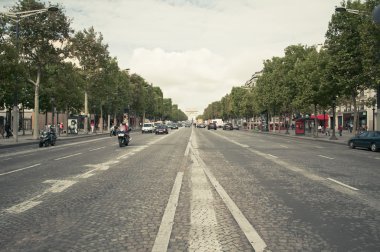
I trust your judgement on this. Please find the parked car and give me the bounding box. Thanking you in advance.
[155,125,169,134]
[348,131,380,152]
[208,123,217,130]
[223,123,233,130]
[233,125,240,130]
[142,123,155,133]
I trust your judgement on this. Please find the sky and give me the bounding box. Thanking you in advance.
[1,0,343,117]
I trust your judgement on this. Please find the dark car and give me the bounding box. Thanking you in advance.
[155,125,169,134]
[197,123,206,128]
[207,123,217,130]
[348,131,380,152]
[223,123,233,130]
[171,123,178,129]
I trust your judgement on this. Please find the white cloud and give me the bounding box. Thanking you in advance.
[129,48,237,112]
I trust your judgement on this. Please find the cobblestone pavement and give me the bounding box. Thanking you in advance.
[0,127,379,251]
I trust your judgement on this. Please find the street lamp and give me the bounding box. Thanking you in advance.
[0,6,58,143]
[335,5,380,131]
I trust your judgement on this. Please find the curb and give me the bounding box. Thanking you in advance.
[250,130,348,146]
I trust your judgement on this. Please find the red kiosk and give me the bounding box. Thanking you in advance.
[295,114,329,135]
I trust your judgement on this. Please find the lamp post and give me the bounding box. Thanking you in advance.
[335,5,380,131]
[0,7,58,143]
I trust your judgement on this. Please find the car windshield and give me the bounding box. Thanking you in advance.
[2,1,380,252]
[359,132,369,137]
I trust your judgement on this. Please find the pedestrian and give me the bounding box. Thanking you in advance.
[338,125,343,136]
[0,125,4,138]
[5,123,12,138]
[91,120,95,133]
[59,122,63,134]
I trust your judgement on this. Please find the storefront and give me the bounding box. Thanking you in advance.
[343,111,367,130]
[310,114,329,128]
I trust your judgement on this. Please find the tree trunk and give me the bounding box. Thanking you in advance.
[314,104,318,138]
[84,90,88,134]
[65,104,69,135]
[32,67,41,140]
[352,92,358,136]
[100,105,103,133]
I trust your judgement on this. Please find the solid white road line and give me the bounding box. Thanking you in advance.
[318,154,334,160]
[0,163,41,176]
[54,153,82,160]
[280,145,288,148]
[326,178,359,191]
[267,154,278,159]
[152,172,184,252]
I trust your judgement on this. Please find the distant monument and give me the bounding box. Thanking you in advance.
[185,108,199,120]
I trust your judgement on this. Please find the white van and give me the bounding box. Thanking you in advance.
[142,123,155,133]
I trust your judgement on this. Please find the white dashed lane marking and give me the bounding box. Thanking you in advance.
[54,153,82,160]
[0,163,41,176]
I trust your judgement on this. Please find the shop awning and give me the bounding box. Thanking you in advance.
[310,114,329,120]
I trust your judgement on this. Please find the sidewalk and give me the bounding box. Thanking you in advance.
[0,130,109,149]
[250,128,353,146]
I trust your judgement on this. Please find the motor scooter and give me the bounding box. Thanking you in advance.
[39,129,57,147]
[117,129,131,147]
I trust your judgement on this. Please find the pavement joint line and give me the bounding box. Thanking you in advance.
[191,131,267,252]
[0,163,41,176]
[152,171,183,252]
[54,152,82,161]
[326,178,359,191]
[318,154,335,160]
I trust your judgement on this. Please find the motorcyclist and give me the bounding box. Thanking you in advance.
[118,122,131,143]
[49,125,57,142]
[119,122,129,132]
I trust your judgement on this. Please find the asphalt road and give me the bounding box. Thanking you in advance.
[0,127,379,251]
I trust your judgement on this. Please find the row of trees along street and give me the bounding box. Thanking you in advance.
[0,0,187,139]
[200,0,380,136]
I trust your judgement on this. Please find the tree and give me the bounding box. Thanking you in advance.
[70,26,109,132]
[325,0,378,135]
[5,0,73,138]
